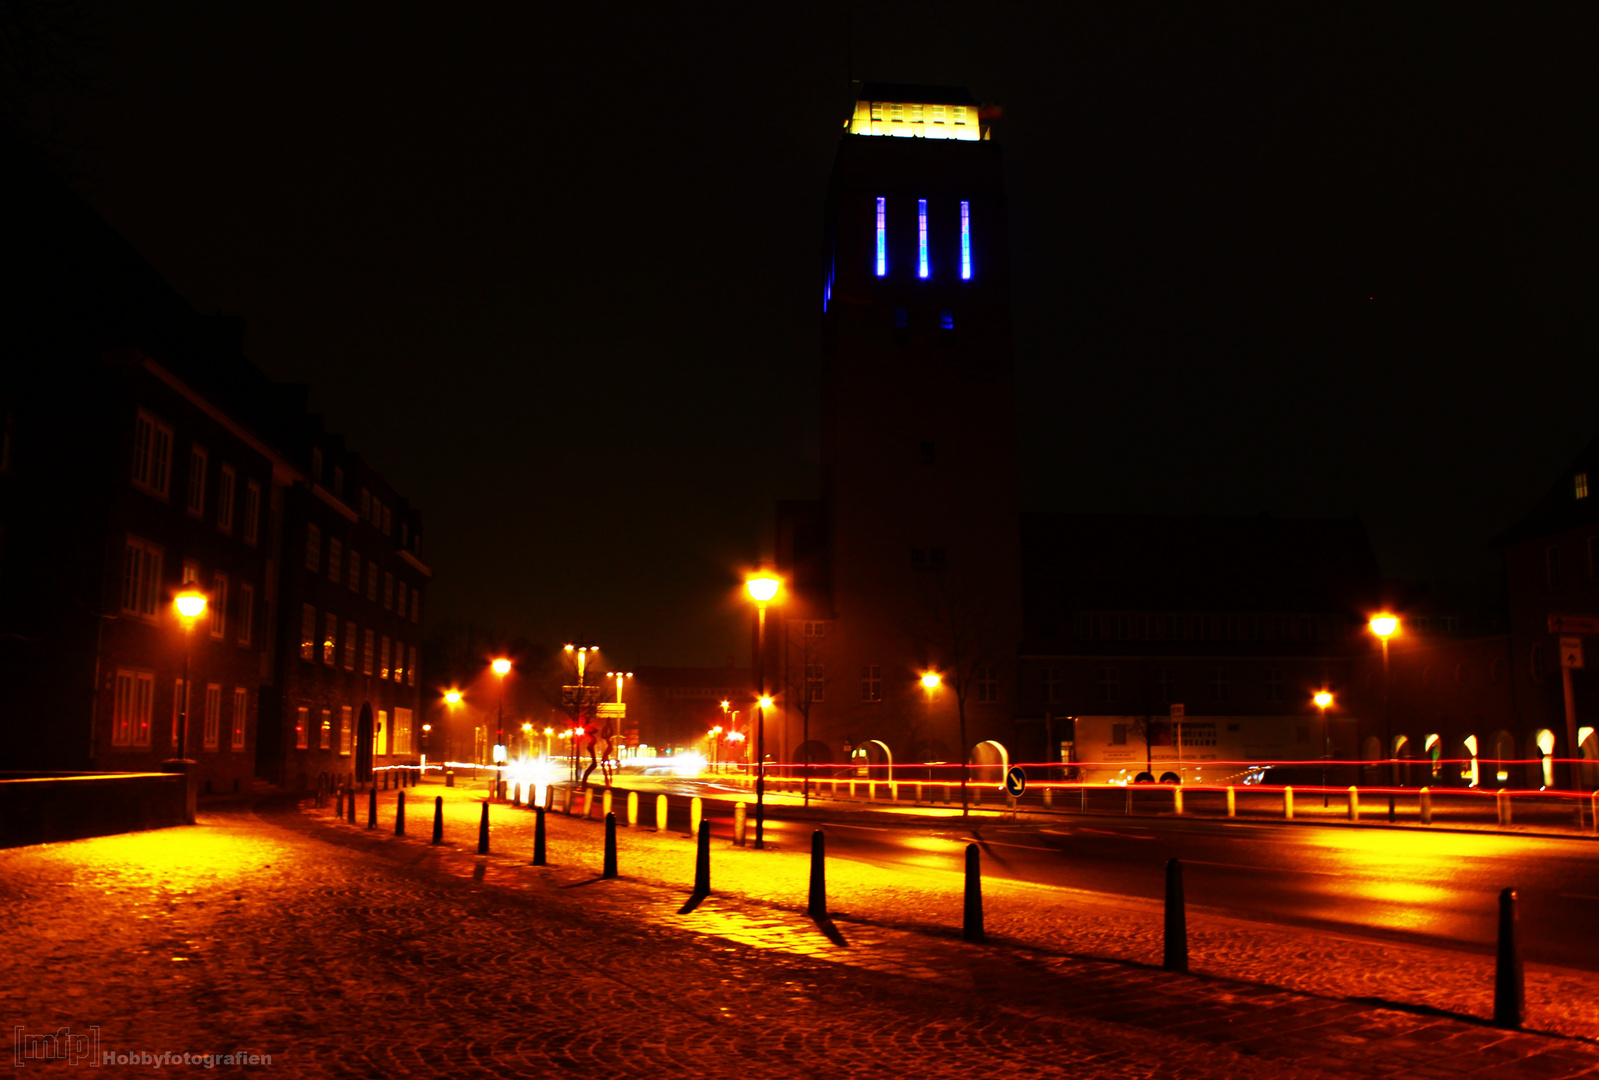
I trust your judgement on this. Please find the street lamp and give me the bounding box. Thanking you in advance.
[746,573,781,849]
[1314,690,1333,805]
[1368,614,1400,785]
[564,643,598,783]
[491,658,511,798]
[708,725,723,771]
[171,584,208,761]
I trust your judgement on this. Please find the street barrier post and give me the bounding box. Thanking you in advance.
[477,802,490,855]
[432,796,443,845]
[734,802,747,847]
[807,830,827,919]
[1348,786,1359,822]
[533,807,547,866]
[1226,785,1236,818]
[963,843,984,943]
[1592,790,1599,835]
[1172,787,1184,816]
[1497,789,1512,827]
[690,796,703,838]
[627,790,638,827]
[603,789,613,820]
[583,788,594,820]
[1125,787,1132,815]
[336,785,344,819]
[1283,786,1294,820]
[656,793,669,832]
[1388,792,1396,823]
[1164,857,1188,973]
[511,783,521,808]
[367,786,377,829]
[1043,787,1053,809]
[603,812,618,879]
[347,783,356,823]
[1419,787,1433,824]
[1494,887,1524,1029]
[694,820,710,894]
[395,790,405,836]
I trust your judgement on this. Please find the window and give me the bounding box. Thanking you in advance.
[366,563,378,602]
[1154,668,1173,704]
[132,409,172,497]
[243,481,260,545]
[112,670,154,748]
[1211,667,1230,703]
[210,574,227,639]
[348,550,360,591]
[186,445,208,516]
[323,613,338,666]
[397,580,407,615]
[408,646,417,687]
[1547,547,1561,590]
[804,663,825,702]
[917,198,929,278]
[875,196,886,276]
[893,306,909,327]
[939,309,954,330]
[375,709,388,757]
[217,465,235,533]
[203,684,221,750]
[952,106,966,125]
[890,102,903,122]
[393,707,413,755]
[319,710,331,751]
[1578,473,1590,499]
[975,664,998,703]
[861,665,882,702]
[380,636,391,680]
[344,621,357,670]
[172,678,188,748]
[231,687,247,750]
[237,584,253,646]
[328,538,342,584]
[300,605,316,661]
[802,620,826,637]
[305,524,321,572]
[363,630,375,675]
[960,200,971,279]
[1041,666,1061,704]
[1111,723,1127,745]
[1264,668,1283,703]
[384,572,394,610]
[393,643,405,685]
[932,104,945,123]
[295,707,309,750]
[121,537,163,618]
[340,706,352,755]
[1098,667,1119,703]
[910,103,923,122]
[181,559,199,586]
[411,590,420,622]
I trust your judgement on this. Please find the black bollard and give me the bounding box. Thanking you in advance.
[603,812,618,879]
[367,785,377,830]
[432,796,444,845]
[1163,858,1188,973]
[677,820,710,914]
[1494,888,1524,1029]
[512,784,521,808]
[336,785,344,818]
[807,829,828,919]
[347,783,356,822]
[395,790,406,836]
[1388,793,1396,823]
[532,807,547,866]
[963,843,985,942]
[478,801,490,855]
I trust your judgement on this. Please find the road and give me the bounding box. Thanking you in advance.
[636,776,1599,973]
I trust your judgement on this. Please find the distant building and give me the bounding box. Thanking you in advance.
[631,666,753,756]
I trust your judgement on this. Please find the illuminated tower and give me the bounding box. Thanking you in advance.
[776,83,1021,769]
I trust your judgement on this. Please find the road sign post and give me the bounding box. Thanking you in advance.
[1004,766,1026,798]
[1552,617,1593,790]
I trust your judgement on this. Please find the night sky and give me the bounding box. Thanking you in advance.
[14,3,1599,665]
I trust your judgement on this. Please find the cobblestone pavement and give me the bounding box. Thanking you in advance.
[0,784,1596,1079]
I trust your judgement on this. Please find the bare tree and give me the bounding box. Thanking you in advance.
[783,618,828,806]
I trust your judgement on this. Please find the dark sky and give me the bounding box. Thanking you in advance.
[17,3,1599,664]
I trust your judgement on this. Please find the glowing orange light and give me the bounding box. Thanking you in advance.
[174,586,207,620]
[758,695,774,710]
[491,658,512,675]
[444,690,462,705]
[745,575,781,603]
[522,722,532,733]
[1369,614,1399,639]
[921,673,942,690]
[1313,691,1333,709]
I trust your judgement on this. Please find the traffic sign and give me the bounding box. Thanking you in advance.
[1562,636,1585,669]
[1004,766,1026,797]
[1549,614,1599,635]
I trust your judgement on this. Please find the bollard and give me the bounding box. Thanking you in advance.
[478,802,490,855]
[1348,786,1360,822]
[963,843,984,943]
[1420,787,1432,825]
[603,812,618,879]
[1226,786,1236,818]
[1388,792,1396,823]
[446,769,455,788]
[1043,787,1053,809]
[734,802,747,847]
[1494,887,1524,1029]
[1172,787,1184,816]
[395,790,406,836]
[432,796,444,845]
[627,790,639,827]
[512,783,521,808]
[807,829,828,919]
[532,807,547,866]
[1497,789,1512,827]
[336,785,345,818]
[561,787,572,815]
[694,820,711,894]
[1163,858,1188,973]
[1283,786,1294,820]
[583,788,594,820]
[545,783,555,812]
[656,793,669,832]
[1081,785,1087,812]
[603,788,613,820]
[690,796,703,838]
[914,782,923,805]
[367,785,377,829]
[1125,787,1132,815]
[1592,791,1598,835]
[347,783,356,822]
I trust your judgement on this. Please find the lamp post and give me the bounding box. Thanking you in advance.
[491,658,511,798]
[921,671,941,798]
[708,725,722,771]
[1314,690,1333,805]
[172,584,208,760]
[1368,614,1399,786]
[605,671,632,763]
[564,643,597,783]
[746,574,781,849]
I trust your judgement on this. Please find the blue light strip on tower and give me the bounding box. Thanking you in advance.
[918,199,929,279]
[960,201,971,280]
[875,197,886,277]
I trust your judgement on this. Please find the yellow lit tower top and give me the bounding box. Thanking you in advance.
[845,84,991,141]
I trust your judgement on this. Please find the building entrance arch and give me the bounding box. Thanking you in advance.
[969,739,1009,788]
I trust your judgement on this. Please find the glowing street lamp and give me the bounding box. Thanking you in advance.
[921,672,942,692]
[1369,614,1400,785]
[444,689,462,705]
[491,658,511,798]
[745,572,781,849]
[1313,690,1334,804]
[171,584,208,763]
[564,643,598,783]
[708,725,723,770]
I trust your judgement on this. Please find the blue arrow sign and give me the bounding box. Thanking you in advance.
[1004,766,1026,797]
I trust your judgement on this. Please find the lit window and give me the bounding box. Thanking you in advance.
[918,198,929,278]
[910,103,923,123]
[875,197,886,277]
[204,684,221,750]
[408,647,417,687]
[393,708,413,755]
[232,687,247,750]
[952,106,966,125]
[375,710,387,756]
[186,445,207,516]
[960,201,971,279]
[112,670,153,748]
[237,584,253,646]
[300,605,316,661]
[1577,473,1590,499]
[323,613,338,666]
[340,706,352,755]
[890,103,903,122]
[319,710,331,751]
[295,706,308,750]
[363,630,375,676]
[932,104,945,123]
[393,644,404,685]
[132,409,173,498]
[343,621,357,670]
[381,636,391,680]
[121,536,163,618]
[217,464,235,533]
